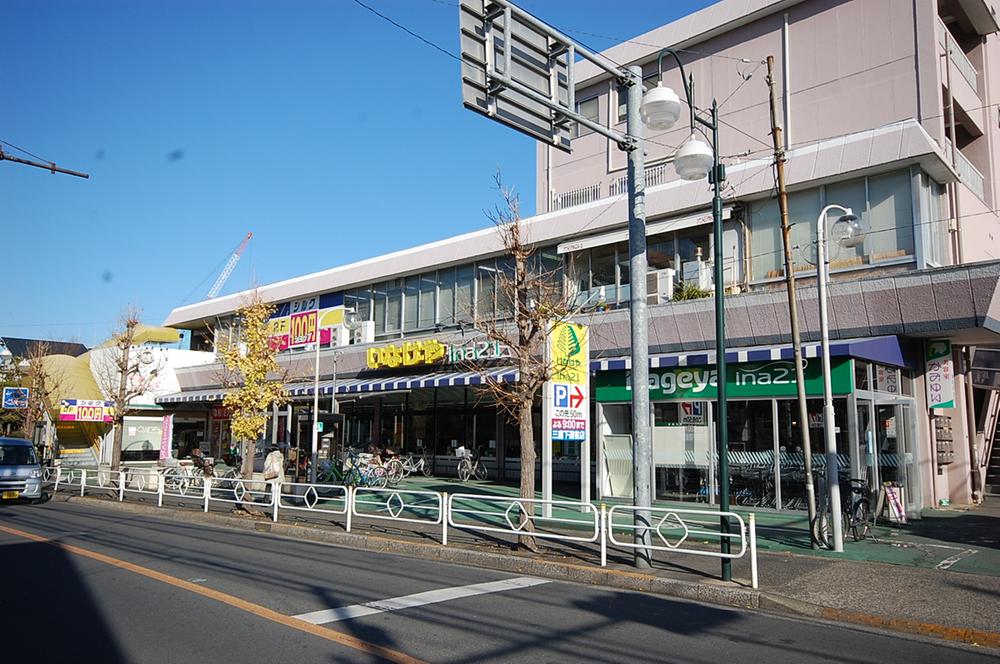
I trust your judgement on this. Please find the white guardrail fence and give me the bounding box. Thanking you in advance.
[43,466,759,588]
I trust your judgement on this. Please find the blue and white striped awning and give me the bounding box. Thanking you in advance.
[288,368,519,397]
[589,336,909,371]
[157,368,519,404]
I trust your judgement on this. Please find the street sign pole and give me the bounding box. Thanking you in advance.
[460,0,652,566]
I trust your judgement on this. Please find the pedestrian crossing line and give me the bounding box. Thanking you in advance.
[0,523,427,664]
[293,576,551,625]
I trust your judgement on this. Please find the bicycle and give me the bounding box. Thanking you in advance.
[812,473,876,548]
[400,450,433,478]
[456,447,487,482]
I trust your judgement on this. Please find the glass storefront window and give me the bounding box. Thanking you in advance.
[419,273,436,329]
[456,265,474,324]
[727,400,776,508]
[477,261,497,321]
[590,244,616,304]
[855,361,870,391]
[386,280,402,333]
[439,268,456,326]
[373,282,387,335]
[403,276,419,332]
[776,397,849,511]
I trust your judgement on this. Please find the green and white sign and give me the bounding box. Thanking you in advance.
[595,358,853,402]
[925,339,955,410]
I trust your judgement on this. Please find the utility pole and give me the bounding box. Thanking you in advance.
[0,148,89,178]
[766,55,818,545]
[625,63,652,568]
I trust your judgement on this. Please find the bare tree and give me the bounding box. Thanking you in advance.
[93,307,163,471]
[20,342,65,456]
[216,289,290,483]
[471,176,577,552]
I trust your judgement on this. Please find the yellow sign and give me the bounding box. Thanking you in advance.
[549,322,589,385]
[367,340,447,369]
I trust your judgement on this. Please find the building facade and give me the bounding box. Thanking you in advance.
[160,0,1000,513]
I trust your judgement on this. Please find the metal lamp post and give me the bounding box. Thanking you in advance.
[640,48,731,581]
[815,204,865,553]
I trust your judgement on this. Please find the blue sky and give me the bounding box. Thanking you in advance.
[1,0,714,346]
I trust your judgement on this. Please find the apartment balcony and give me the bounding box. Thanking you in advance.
[938,16,986,135]
[550,183,601,211]
[945,137,986,201]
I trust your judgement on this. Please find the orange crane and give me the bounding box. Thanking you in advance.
[207,232,252,299]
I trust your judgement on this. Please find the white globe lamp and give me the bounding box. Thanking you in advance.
[674,136,714,181]
[640,83,682,130]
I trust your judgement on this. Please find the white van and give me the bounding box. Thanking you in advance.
[0,437,43,502]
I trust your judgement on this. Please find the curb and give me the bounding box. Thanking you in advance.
[66,494,760,612]
[61,495,1000,649]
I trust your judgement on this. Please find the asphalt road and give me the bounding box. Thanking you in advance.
[1,498,994,664]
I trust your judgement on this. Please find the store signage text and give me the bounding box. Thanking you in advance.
[595,358,853,402]
[925,339,955,410]
[366,339,510,370]
[547,323,590,444]
[59,399,115,423]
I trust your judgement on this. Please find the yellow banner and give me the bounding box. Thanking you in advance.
[549,322,589,385]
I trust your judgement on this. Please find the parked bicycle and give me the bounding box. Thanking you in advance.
[400,449,433,478]
[812,472,876,548]
[456,446,487,482]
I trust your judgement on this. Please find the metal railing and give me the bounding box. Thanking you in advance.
[204,476,276,513]
[276,481,349,522]
[604,505,749,565]
[448,494,600,544]
[44,469,759,587]
[609,161,670,197]
[350,487,445,540]
[938,18,979,92]
[551,183,601,211]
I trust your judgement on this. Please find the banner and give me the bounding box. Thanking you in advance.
[59,399,114,422]
[160,414,174,460]
[925,339,955,410]
[547,323,590,443]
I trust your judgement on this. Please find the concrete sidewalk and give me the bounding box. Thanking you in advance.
[61,475,1000,650]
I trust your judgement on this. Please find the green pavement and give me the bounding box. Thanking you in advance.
[392,474,1000,577]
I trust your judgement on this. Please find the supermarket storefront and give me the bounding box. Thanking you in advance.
[595,339,922,513]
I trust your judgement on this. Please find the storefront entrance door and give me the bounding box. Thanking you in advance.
[856,397,917,512]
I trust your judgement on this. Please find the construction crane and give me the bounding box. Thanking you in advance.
[207,232,253,299]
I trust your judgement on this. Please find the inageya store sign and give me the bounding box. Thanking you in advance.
[595,358,853,402]
[367,338,511,369]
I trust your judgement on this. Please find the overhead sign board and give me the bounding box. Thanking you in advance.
[459,0,573,152]
[59,399,114,423]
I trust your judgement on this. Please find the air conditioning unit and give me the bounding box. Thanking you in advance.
[646,268,675,304]
[330,326,350,347]
[682,260,713,290]
[352,320,375,345]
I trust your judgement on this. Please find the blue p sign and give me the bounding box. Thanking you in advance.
[553,383,569,408]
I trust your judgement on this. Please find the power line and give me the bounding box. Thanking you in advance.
[350,0,461,62]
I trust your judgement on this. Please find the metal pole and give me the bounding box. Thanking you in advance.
[710,101,732,581]
[625,63,652,568]
[816,210,844,552]
[310,336,320,483]
[766,55,818,547]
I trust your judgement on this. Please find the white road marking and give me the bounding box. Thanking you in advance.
[935,549,977,570]
[293,576,550,625]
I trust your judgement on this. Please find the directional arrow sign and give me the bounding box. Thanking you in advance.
[569,385,585,409]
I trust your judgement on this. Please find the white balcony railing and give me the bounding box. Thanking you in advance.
[608,161,671,197]
[945,137,986,201]
[551,183,601,211]
[938,17,979,92]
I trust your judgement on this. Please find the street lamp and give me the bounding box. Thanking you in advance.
[640,48,732,581]
[816,204,867,553]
